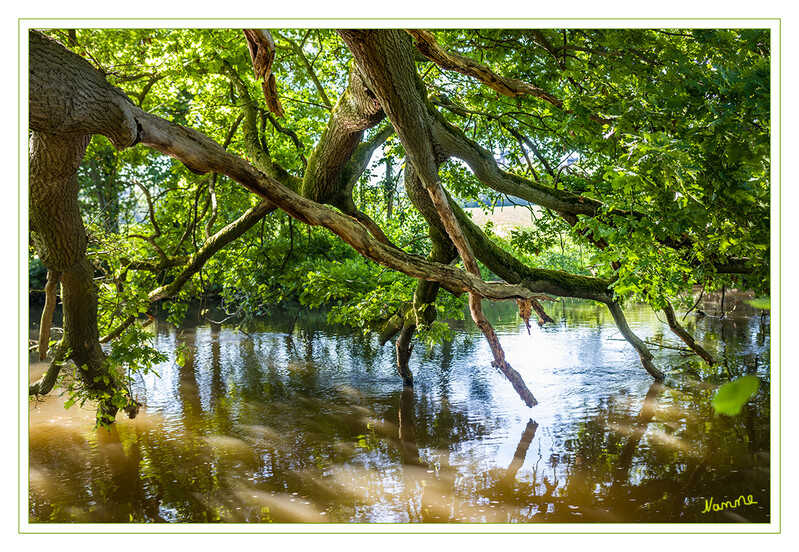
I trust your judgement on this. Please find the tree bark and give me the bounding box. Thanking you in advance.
[29,30,138,150]
[28,31,141,420]
[339,29,537,406]
[662,302,715,365]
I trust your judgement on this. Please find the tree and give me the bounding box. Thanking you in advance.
[27,27,769,421]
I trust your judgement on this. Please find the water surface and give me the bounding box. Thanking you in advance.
[28,293,771,524]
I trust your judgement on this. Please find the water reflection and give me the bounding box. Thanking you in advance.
[29,296,770,524]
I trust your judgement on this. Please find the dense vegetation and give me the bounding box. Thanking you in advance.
[28,27,770,423]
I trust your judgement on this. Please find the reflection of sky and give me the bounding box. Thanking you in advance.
[133,330,184,430]
[31,298,770,523]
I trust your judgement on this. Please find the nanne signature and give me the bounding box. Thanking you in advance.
[702,494,758,514]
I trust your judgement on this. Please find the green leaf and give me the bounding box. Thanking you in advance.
[712,376,759,416]
[746,298,770,310]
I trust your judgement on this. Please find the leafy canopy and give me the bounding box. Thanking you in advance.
[35,26,769,338]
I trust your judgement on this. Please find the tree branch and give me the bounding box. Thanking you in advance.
[38,269,61,360]
[221,61,302,190]
[242,29,284,117]
[407,29,611,125]
[274,30,334,110]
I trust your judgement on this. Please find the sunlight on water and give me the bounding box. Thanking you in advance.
[29,294,771,524]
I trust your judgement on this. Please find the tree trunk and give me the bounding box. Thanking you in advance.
[28,31,141,421]
[28,130,134,419]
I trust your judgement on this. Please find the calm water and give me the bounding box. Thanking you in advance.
[28,292,771,524]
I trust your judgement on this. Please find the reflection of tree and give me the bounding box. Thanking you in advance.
[398,385,421,466]
[615,381,662,476]
[175,328,202,428]
[89,425,167,522]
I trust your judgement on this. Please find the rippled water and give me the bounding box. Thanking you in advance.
[28,292,771,524]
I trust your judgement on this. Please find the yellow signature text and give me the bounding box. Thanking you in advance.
[702,495,758,514]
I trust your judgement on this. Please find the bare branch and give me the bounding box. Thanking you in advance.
[38,269,61,360]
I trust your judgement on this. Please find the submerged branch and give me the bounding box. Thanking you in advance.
[663,302,715,365]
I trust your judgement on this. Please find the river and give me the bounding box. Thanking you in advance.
[28,291,771,524]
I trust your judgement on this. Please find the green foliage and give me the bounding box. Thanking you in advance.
[712,376,760,416]
[106,324,167,380]
[301,258,414,329]
[505,213,596,276]
[747,298,770,310]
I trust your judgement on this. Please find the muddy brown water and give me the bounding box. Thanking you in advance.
[28,293,771,524]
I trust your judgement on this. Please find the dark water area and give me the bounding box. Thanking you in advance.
[28,291,772,525]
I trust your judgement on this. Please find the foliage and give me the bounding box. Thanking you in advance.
[56,324,166,429]
[427,28,769,300]
[712,375,760,416]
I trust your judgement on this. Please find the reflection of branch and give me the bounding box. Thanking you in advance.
[616,381,662,476]
[505,419,539,482]
[669,445,714,521]
[398,385,421,465]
